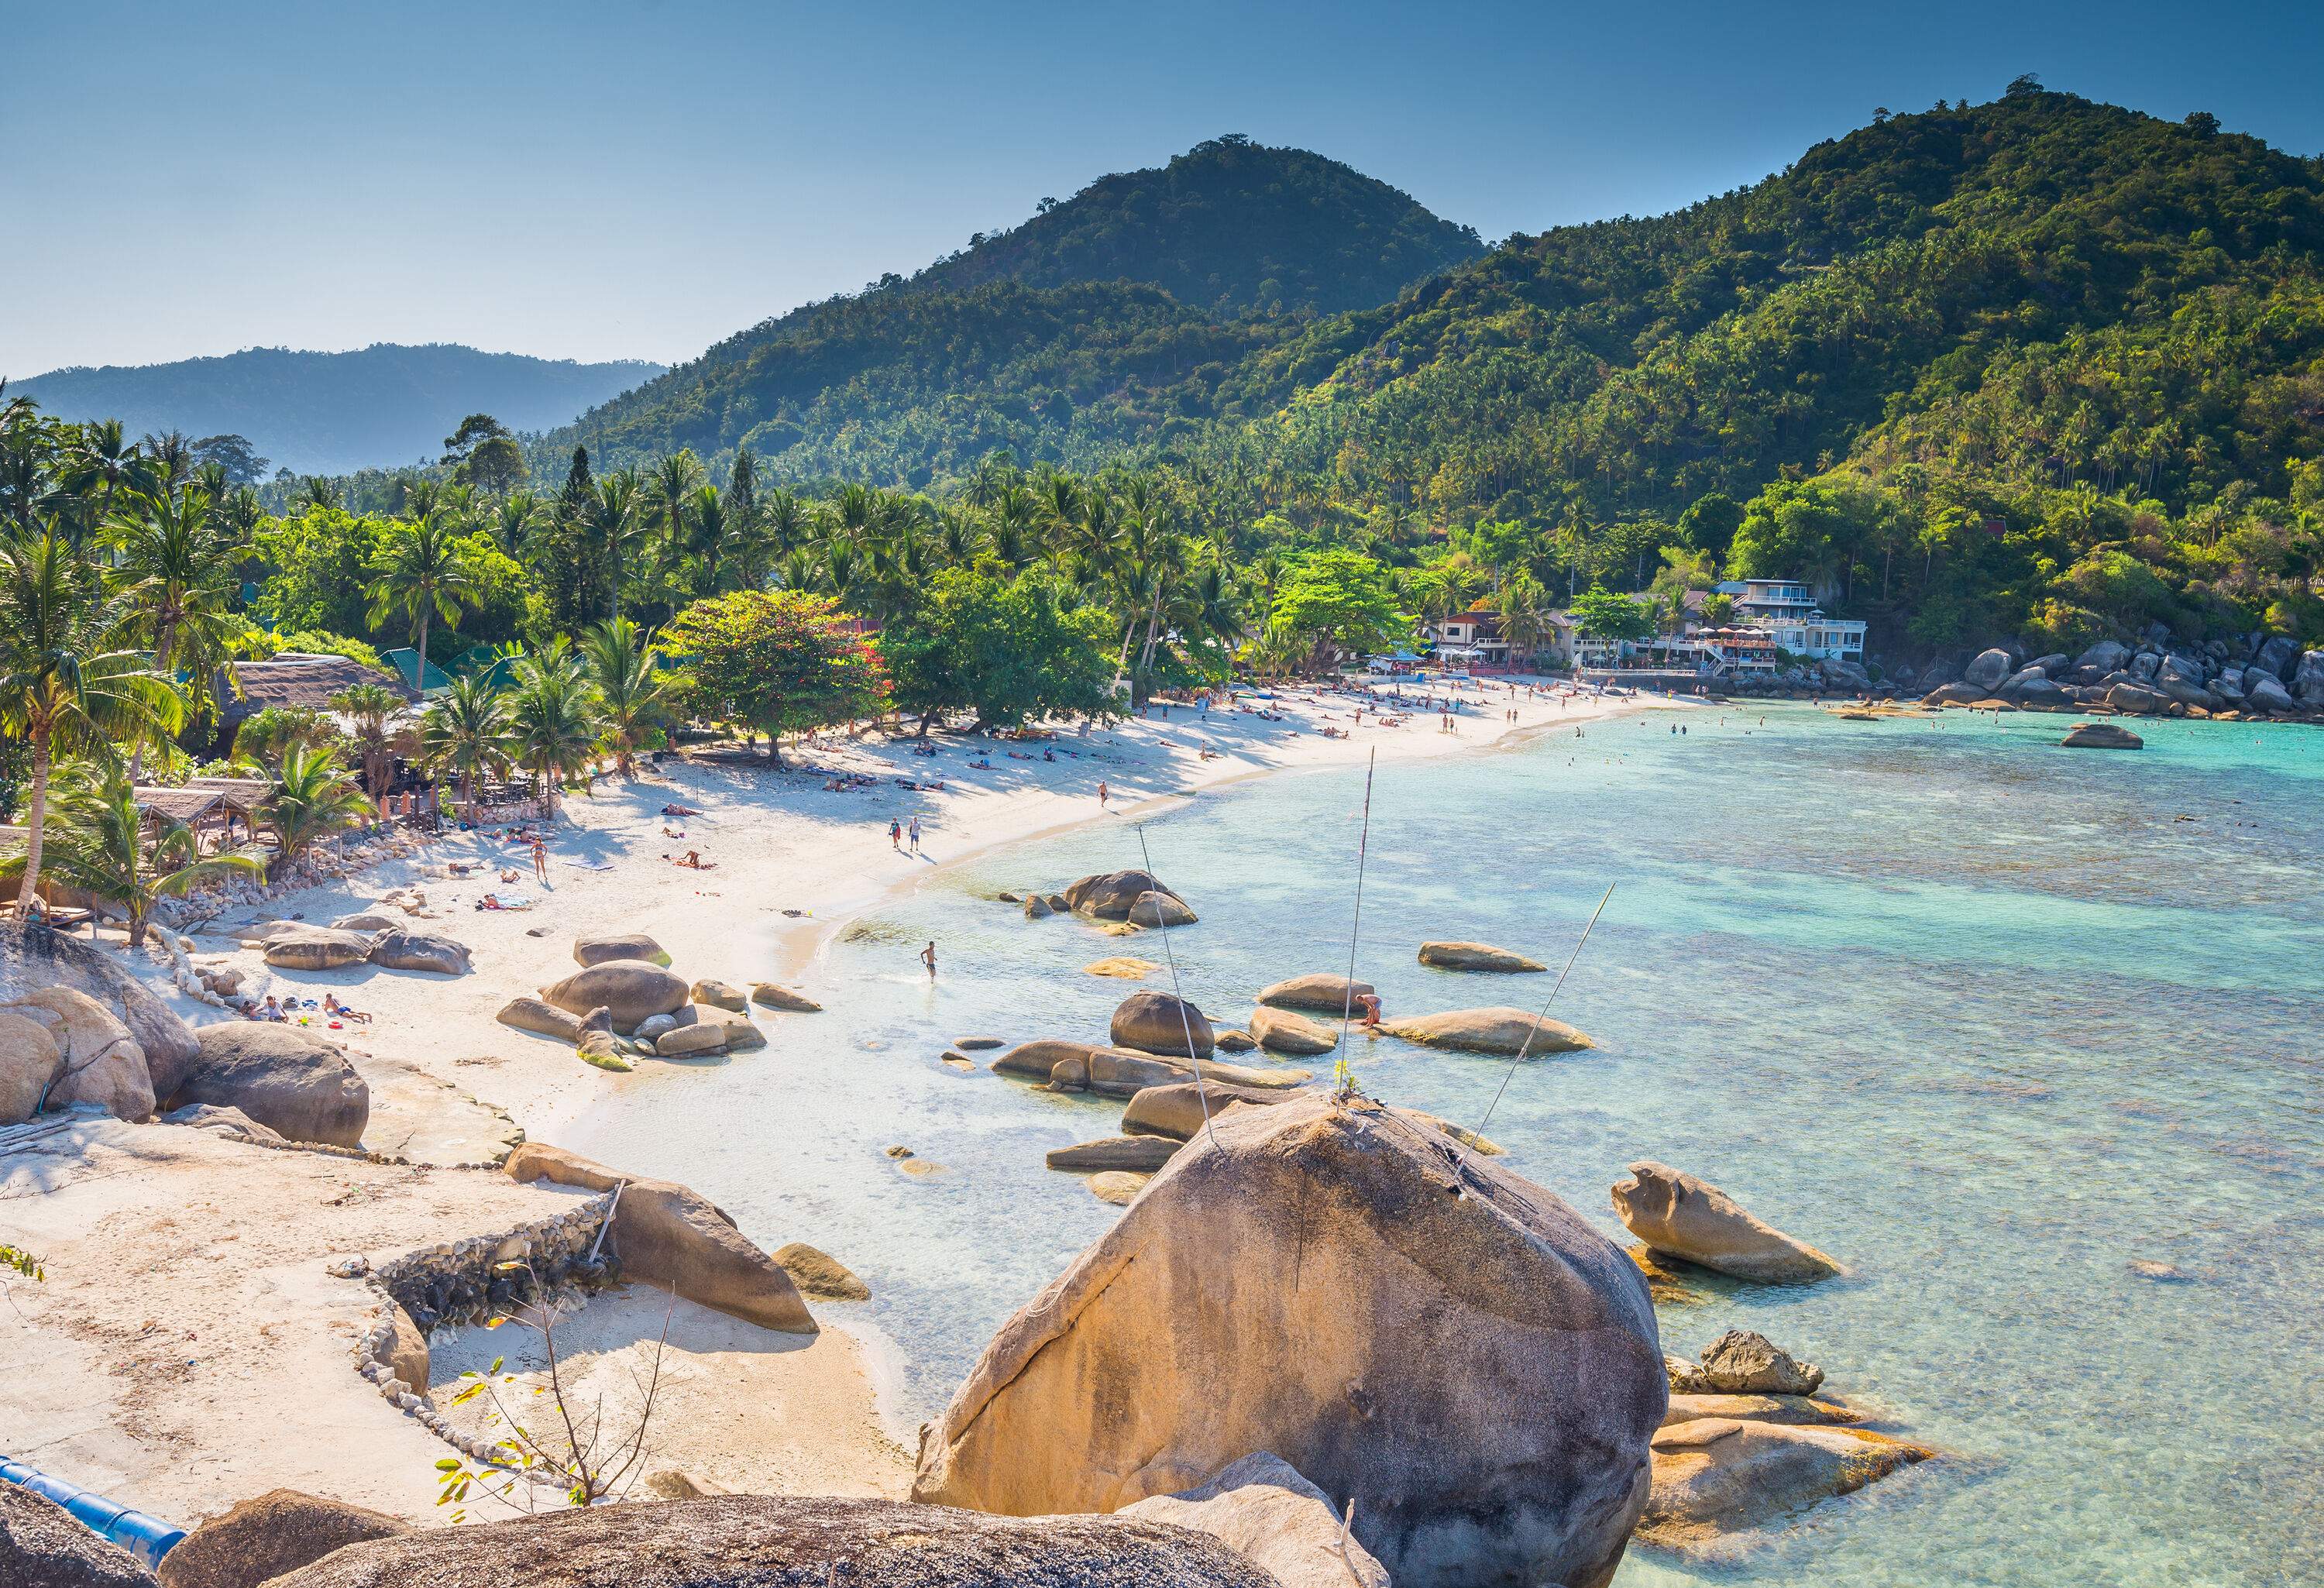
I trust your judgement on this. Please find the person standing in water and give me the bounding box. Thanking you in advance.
[920,941,937,979]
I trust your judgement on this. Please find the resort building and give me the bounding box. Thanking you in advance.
[1717,579,1867,662]
[1418,607,1576,671]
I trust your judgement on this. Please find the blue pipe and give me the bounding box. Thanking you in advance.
[1,1458,186,1569]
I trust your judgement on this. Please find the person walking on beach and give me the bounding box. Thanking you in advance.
[889,819,902,851]
[1098,780,1110,808]
[530,836,548,883]
[920,940,937,980]
[908,815,922,854]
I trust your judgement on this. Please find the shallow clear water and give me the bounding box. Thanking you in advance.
[572,706,2324,1586]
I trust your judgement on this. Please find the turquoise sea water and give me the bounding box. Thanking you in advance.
[572,706,2324,1586]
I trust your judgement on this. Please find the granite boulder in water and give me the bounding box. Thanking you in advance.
[913,1095,1666,1588]
[1611,1161,1840,1284]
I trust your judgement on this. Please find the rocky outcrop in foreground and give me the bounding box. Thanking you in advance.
[156,1490,407,1588]
[172,1023,370,1148]
[261,1496,1278,1588]
[913,1095,1666,1588]
[0,1479,156,1588]
[1611,1162,1840,1284]
[1121,1452,1391,1588]
[0,923,200,1101]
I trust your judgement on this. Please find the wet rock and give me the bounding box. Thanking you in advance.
[953,1036,1002,1050]
[1121,1081,1295,1141]
[1677,1329,1826,1395]
[774,1243,871,1301]
[173,1023,367,1147]
[1128,892,1198,928]
[1611,1161,1840,1284]
[1638,1418,1930,1551]
[748,983,822,1013]
[1064,869,1189,922]
[2061,721,2143,749]
[1376,1006,1591,1056]
[992,1038,1108,1081]
[1081,957,1157,979]
[1417,940,1546,973]
[1256,973,1375,1013]
[1662,1392,1858,1428]
[1023,894,1054,919]
[1046,1135,1182,1172]
[913,1095,1665,1588]
[1111,992,1215,1060]
[1247,1005,1339,1056]
[1213,1029,1257,1052]
[575,1032,631,1071]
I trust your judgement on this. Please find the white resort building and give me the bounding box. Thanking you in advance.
[1717,579,1868,662]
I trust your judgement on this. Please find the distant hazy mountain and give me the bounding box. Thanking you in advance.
[14,344,663,476]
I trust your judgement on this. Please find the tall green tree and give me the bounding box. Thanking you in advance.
[0,530,184,918]
[885,569,1116,734]
[365,514,480,688]
[261,742,375,861]
[507,640,601,814]
[420,673,516,820]
[579,617,666,775]
[662,589,888,765]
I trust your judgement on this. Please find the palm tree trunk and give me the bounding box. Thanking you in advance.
[415,612,431,695]
[14,734,51,921]
[131,620,177,783]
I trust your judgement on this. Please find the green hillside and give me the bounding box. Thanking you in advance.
[553,137,1481,476]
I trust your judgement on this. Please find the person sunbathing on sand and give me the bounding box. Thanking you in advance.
[323,993,370,1024]
[671,850,715,870]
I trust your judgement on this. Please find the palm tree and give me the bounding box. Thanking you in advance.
[579,473,644,620]
[260,742,375,863]
[421,673,515,820]
[649,452,702,576]
[331,682,415,798]
[365,513,478,691]
[507,641,601,816]
[579,619,665,775]
[0,529,184,919]
[0,766,262,948]
[108,486,240,777]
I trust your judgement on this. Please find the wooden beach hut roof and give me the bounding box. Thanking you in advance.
[229,655,413,713]
[185,776,274,806]
[131,785,237,823]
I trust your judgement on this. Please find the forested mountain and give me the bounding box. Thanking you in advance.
[555,137,1481,478]
[15,345,662,476]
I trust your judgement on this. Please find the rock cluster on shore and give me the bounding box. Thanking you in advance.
[1913,630,2324,721]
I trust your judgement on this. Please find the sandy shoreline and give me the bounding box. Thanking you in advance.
[5,678,1657,1525]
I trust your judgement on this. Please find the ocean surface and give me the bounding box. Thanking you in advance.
[572,704,2324,1586]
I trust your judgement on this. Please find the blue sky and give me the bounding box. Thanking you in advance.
[6,1,2320,375]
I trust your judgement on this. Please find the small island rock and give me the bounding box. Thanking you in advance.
[1611,1161,1840,1284]
[1418,940,1546,973]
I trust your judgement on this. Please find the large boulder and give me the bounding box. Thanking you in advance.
[2061,721,2143,750]
[2104,682,2174,716]
[376,1304,430,1396]
[9,988,154,1121]
[172,1023,370,1147]
[1417,940,1545,973]
[1920,682,1987,706]
[913,1096,1666,1588]
[992,1038,1108,1081]
[1611,1162,1839,1284]
[691,979,747,1013]
[156,1490,409,1588]
[328,913,399,933]
[1637,1418,1930,1551]
[1376,1006,1592,1056]
[1127,892,1199,928]
[2298,650,2324,705]
[260,1495,1277,1588]
[2075,639,2132,675]
[0,1479,158,1588]
[0,1006,63,1124]
[1961,648,2013,691]
[366,930,470,975]
[2245,672,2298,714]
[2253,634,2302,679]
[748,983,822,1013]
[261,926,374,971]
[504,1144,816,1334]
[572,931,669,968]
[495,996,584,1042]
[773,1243,871,1301]
[1247,1005,1339,1056]
[1120,1452,1391,1588]
[0,924,198,1096]
[655,1010,760,1057]
[1256,973,1374,1014]
[1047,1136,1182,1172]
[539,959,689,1030]
[1111,992,1215,1060]
[2006,677,2074,710]
[1064,870,1188,922]
[1121,1081,1295,1141]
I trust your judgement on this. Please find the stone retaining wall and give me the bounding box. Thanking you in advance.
[349,1187,620,1472]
